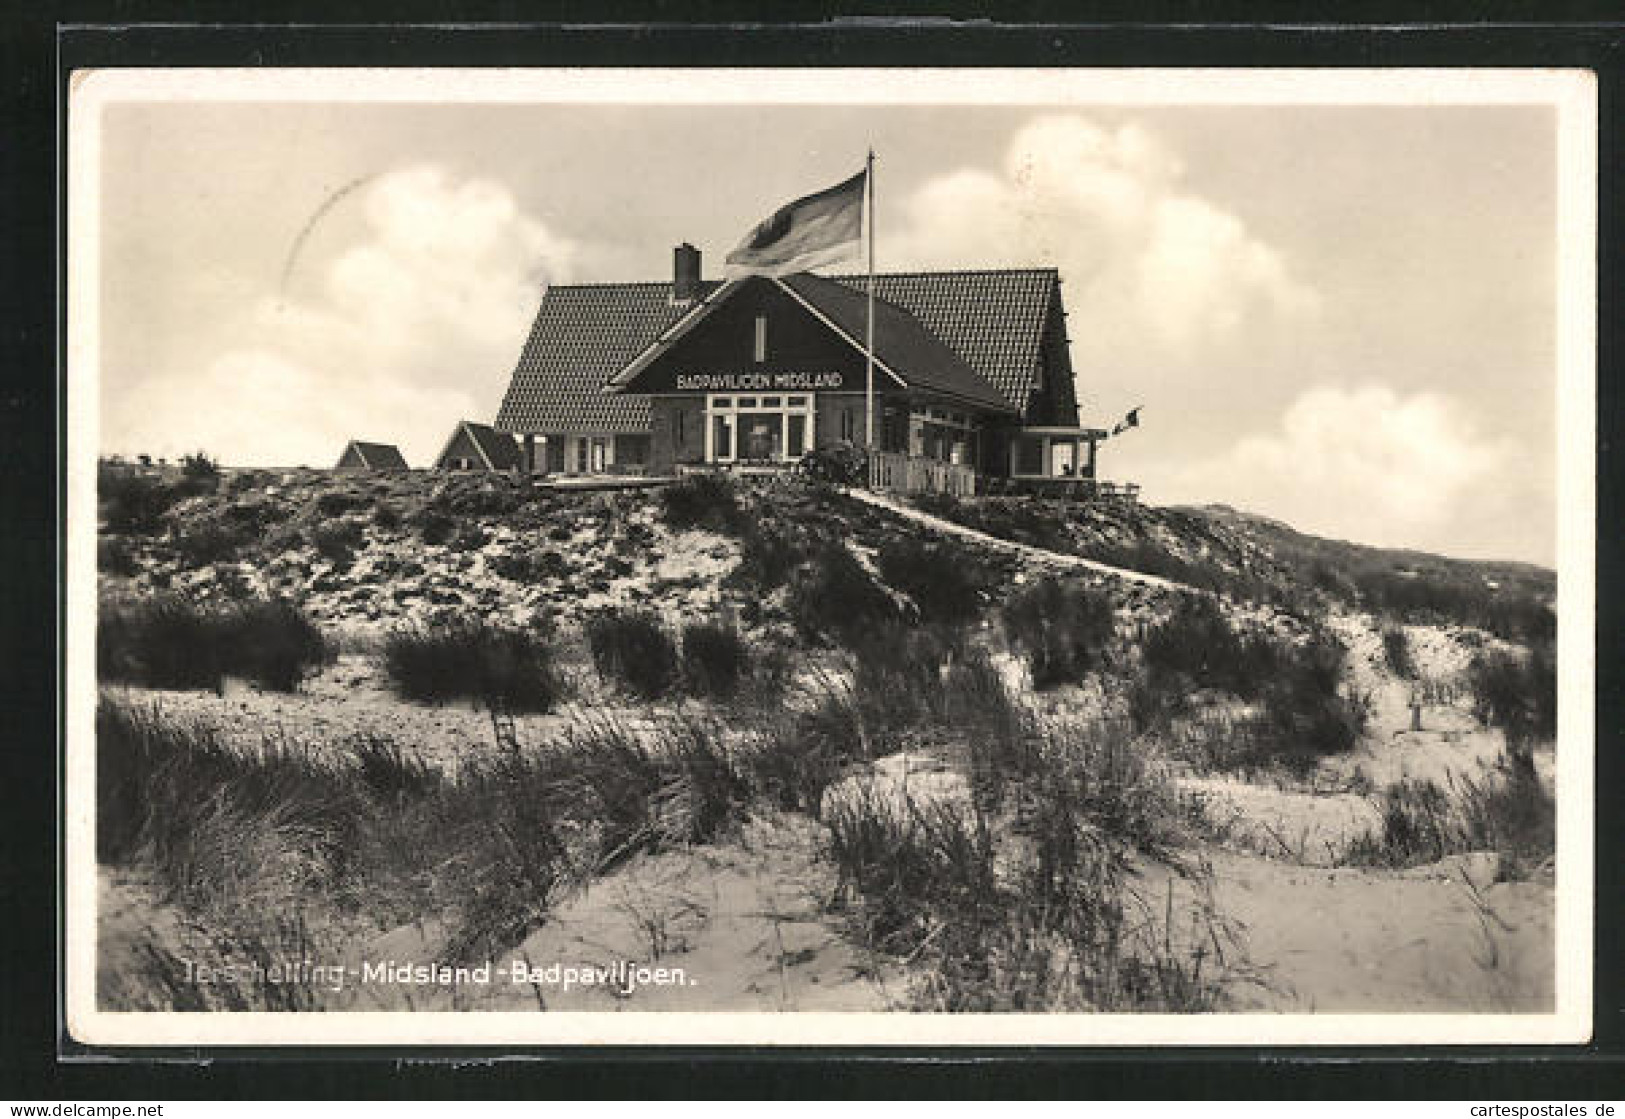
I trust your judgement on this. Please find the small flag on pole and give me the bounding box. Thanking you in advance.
[724,169,867,278]
[1111,406,1143,437]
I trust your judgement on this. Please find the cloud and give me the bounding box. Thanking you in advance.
[1162,384,1546,560]
[888,116,1320,378]
[105,166,574,467]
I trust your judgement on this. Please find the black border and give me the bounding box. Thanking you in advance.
[7,7,1622,1098]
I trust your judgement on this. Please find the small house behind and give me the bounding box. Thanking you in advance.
[335,440,409,471]
[434,420,523,473]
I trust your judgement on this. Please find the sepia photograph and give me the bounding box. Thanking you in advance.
[64,67,1595,1047]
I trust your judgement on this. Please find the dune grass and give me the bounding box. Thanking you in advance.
[98,595,332,693]
[1343,768,1555,879]
[97,695,759,989]
[584,609,679,699]
[381,615,564,713]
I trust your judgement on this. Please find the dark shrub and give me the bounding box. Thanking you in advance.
[316,490,368,517]
[99,596,226,691]
[170,520,248,568]
[1143,595,1259,695]
[786,542,899,643]
[180,451,220,484]
[680,619,749,699]
[450,523,490,552]
[876,536,992,625]
[311,518,364,566]
[843,621,963,736]
[98,596,329,693]
[584,609,679,699]
[417,510,456,545]
[224,498,283,533]
[1002,576,1115,688]
[100,469,177,535]
[1255,661,1369,773]
[1141,601,1365,775]
[1381,627,1415,679]
[733,523,803,591]
[659,473,743,533]
[98,537,139,577]
[1468,645,1556,762]
[446,484,525,519]
[225,599,334,692]
[372,501,402,530]
[382,616,563,713]
[796,441,867,485]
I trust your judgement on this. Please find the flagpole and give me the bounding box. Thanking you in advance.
[864,150,877,462]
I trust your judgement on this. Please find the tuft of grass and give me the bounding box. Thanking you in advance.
[98,537,140,578]
[1468,645,1557,766]
[1344,769,1554,879]
[1002,576,1115,688]
[659,473,743,534]
[731,522,804,592]
[180,451,221,485]
[99,467,178,535]
[97,695,761,1000]
[786,542,900,644]
[310,518,364,567]
[415,509,456,545]
[874,537,993,626]
[382,615,564,713]
[1381,627,1416,679]
[1138,599,1367,777]
[823,715,1234,1012]
[584,609,678,699]
[225,599,334,692]
[169,520,250,569]
[679,619,749,700]
[98,595,331,693]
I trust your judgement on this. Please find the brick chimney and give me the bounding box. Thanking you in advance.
[673,242,702,303]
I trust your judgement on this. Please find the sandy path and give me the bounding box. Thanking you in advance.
[841,488,1188,591]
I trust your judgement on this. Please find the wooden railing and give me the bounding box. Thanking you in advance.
[1000,477,1141,502]
[868,451,980,497]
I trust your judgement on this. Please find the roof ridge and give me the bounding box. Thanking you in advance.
[545,267,1058,291]
[832,266,1059,280]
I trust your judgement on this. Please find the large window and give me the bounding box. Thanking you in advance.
[705,394,814,463]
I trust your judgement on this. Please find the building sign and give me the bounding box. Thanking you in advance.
[673,371,846,392]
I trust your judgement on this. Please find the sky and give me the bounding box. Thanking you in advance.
[91,89,1563,565]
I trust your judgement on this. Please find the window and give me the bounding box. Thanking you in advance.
[705,393,815,464]
[840,408,854,441]
[753,314,767,363]
[676,408,686,444]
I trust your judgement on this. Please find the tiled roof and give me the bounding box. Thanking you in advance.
[342,441,409,469]
[461,421,522,470]
[829,269,1059,416]
[495,268,1059,431]
[780,274,1015,413]
[495,281,721,433]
